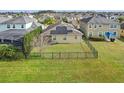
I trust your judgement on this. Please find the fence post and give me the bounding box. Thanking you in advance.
[59,52,61,59]
[77,52,78,59]
[52,52,53,59]
[68,52,70,59]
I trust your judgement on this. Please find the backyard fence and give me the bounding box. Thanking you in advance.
[31,52,96,59]
[30,38,98,59]
[83,38,98,58]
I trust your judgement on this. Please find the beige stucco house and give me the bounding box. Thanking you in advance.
[43,22,83,44]
[80,16,120,40]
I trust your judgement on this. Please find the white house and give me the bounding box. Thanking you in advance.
[0,16,38,32]
[0,16,41,46]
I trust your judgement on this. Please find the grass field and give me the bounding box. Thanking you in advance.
[0,40,124,82]
[32,42,91,53]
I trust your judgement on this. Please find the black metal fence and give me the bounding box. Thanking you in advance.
[30,39,98,59]
[84,39,98,58]
[31,52,95,59]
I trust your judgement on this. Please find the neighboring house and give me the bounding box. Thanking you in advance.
[0,16,41,48]
[120,22,124,36]
[0,16,36,32]
[80,16,120,40]
[43,22,83,44]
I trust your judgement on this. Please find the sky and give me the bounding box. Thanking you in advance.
[0,0,123,10]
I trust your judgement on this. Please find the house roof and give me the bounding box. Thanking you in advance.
[49,22,83,35]
[0,29,26,40]
[0,16,12,23]
[2,16,33,24]
[80,16,119,24]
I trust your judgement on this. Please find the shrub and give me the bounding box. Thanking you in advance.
[43,17,56,25]
[89,37,105,41]
[0,44,22,60]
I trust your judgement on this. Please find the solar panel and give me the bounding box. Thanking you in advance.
[56,26,67,32]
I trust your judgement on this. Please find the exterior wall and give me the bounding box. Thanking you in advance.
[0,24,9,32]
[26,22,32,29]
[51,34,82,43]
[120,29,124,36]
[0,23,32,32]
[80,21,120,38]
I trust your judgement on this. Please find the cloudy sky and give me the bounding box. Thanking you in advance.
[0,0,123,10]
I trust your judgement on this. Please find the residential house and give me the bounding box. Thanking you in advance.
[120,22,124,36]
[43,22,83,44]
[0,16,41,48]
[80,15,120,40]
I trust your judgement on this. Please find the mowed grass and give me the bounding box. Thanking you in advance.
[42,42,90,52]
[0,40,124,82]
[32,42,91,53]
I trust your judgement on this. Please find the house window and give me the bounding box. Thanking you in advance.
[98,32,103,37]
[63,36,67,40]
[21,24,24,28]
[114,25,117,28]
[7,24,10,28]
[94,24,97,28]
[114,32,117,36]
[110,24,113,28]
[99,25,102,27]
[75,36,77,39]
[13,24,15,28]
[110,24,117,28]
[89,24,92,28]
[89,32,93,37]
[53,36,56,40]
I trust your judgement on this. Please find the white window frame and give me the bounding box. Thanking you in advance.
[110,24,117,29]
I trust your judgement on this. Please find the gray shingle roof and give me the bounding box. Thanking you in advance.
[81,16,119,24]
[50,23,83,35]
[0,29,26,40]
[0,17,11,23]
[2,16,33,24]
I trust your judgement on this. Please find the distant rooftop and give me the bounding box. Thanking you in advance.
[80,15,119,24]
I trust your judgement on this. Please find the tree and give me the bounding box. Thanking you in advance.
[118,16,124,23]
[62,17,68,23]
[43,17,56,25]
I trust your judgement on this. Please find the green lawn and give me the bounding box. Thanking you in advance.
[32,42,91,53]
[43,43,90,52]
[0,40,124,82]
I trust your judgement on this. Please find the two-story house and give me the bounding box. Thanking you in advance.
[80,16,120,41]
[0,16,35,32]
[0,16,41,47]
